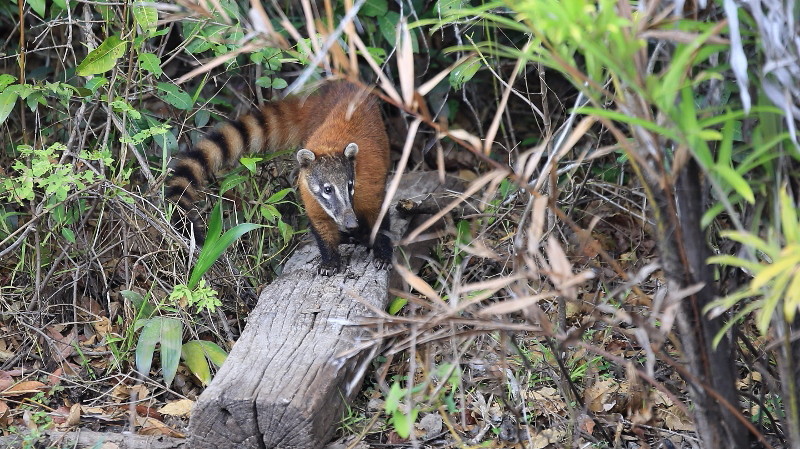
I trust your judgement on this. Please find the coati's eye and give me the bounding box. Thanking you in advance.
[323,185,333,195]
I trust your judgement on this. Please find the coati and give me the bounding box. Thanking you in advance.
[165,81,392,275]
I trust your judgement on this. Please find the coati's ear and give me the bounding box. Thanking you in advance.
[296,149,316,167]
[344,142,359,160]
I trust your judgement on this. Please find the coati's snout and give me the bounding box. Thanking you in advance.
[297,143,360,232]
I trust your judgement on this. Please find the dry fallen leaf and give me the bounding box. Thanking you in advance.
[67,403,81,427]
[584,378,618,413]
[158,399,194,417]
[1,380,47,397]
[138,416,185,438]
[0,371,13,391]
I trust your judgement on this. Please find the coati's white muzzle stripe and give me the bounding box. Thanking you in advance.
[317,184,358,230]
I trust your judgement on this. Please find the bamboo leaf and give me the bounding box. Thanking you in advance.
[160,318,183,386]
[181,341,212,385]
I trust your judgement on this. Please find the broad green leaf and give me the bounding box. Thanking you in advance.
[27,0,46,17]
[361,0,388,16]
[198,341,228,367]
[0,90,18,125]
[240,157,262,173]
[266,188,293,204]
[260,204,280,223]
[156,82,193,110]
[61,227,76,243]
[391,409,418,439]
[138,53,163,77]
[160,318,183,386]
[219,174,249,195]
[385,382,404,414]
[181,341,211,385]
[450,57,482,90]
[77,36,128,76]
[278,220,293,243]
[121,289,156,318]
[0,74,17,91]
[135,318,160,376]
[271,78,288,89]
[132,3,158,35]
[388,297,407,315]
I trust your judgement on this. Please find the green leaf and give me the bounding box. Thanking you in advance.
[0,74,17,91]
[61,227,76,243]
[132,3,158,35]
[780,188,799,243]
[121,289,156,318]
[206,202,224,245]
[138,53,163,77]
[378,12,400,46]
[160,318,183,386]
[77,36,128,76]
[0,90,18,125]
[135,318,160,376]
[271,78,288,89]
[189,220,262,289]
[181,341,211,385]
[219,174,249,195]
[385,382,404,414]
[194,109,210,128]
[156,82,194,110]
[450,57,482,90]
[391,408,419,439]
[260,204,280,223]
[266,188,293,204]
[27,0,46,17]
[713,165,754,204]
[240,157,262,173]
[199,341,228,367]
[361,0,388,16]
[277,220,293,243]
[388,297,407,315]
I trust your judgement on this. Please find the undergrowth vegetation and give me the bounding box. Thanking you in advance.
[1,0,799,448]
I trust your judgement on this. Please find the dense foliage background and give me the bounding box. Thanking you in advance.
[1,0,799,447]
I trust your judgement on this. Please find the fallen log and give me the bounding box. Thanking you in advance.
[0,429,186,449]
[188,172,445,448]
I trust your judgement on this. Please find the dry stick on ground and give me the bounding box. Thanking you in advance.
[186,172,444,448]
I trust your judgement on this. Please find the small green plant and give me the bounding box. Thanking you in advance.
[1,143,108,205]
[706,187,800,345]
[187,201,261,290]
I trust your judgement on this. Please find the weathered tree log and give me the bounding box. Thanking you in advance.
[0,430,186,449]
[188,172,443,448]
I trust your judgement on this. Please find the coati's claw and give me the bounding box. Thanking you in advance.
[373,257,392,270]
[318,262,340,276]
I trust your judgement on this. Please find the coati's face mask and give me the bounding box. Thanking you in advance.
[297,143,359,231]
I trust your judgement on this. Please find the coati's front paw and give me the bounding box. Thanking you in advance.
[318,260,341,276]
[373,255,392,270]
[372,234,393,270]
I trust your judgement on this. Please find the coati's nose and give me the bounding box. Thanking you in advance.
[343,212,359,230]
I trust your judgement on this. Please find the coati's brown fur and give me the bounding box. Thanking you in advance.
[165,81,392,275]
